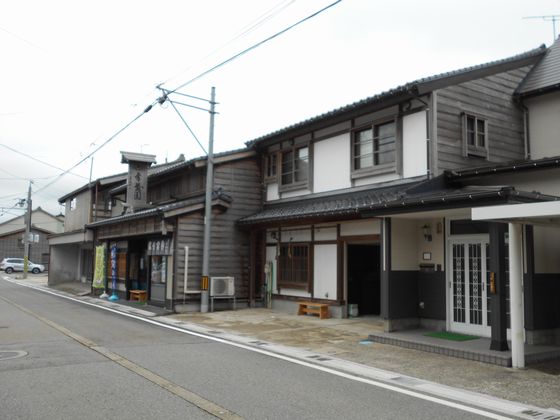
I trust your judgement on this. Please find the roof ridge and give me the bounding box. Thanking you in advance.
[246,44,546,146]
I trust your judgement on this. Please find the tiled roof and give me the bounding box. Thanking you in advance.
[516,37,560,96]
[86,189,232,228]
[238,181,422,225]
[246,45,546,147]
[445,155,560,179]
[58,154,186,203]
[239,183,557,226]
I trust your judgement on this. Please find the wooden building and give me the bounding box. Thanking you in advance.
[85,148,260,310]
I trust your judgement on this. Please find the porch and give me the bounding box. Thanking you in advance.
[368,328,560,367]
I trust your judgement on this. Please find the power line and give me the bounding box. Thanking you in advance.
[158,0,296,88]
[0,144,89,180]
[32,102,156,196]
[165,0,343,93]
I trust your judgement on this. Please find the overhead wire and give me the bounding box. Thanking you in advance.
[0,144,89,180]
[6,1,342,203]
[157,0,296,88]
[165,0,343,94]
[32,101,157,196]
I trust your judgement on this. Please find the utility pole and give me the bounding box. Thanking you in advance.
[23,181,32,279]
[201,86,216,313]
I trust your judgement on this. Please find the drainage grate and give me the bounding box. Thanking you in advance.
[249,341,269,346]
[0,350,28,361]
[521,409,560,419]
[306,355,331,361]
[391,376,423,386]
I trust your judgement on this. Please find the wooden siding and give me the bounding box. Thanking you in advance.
[174,157,262,300]
[96,216,169,240]
[148,169,205,205]
[436,66,532,173]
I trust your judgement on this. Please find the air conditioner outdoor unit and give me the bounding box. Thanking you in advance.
[210,277,235,297]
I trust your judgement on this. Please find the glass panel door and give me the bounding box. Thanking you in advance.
[449,238,490,336]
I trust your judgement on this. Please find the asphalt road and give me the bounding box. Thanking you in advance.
[0,278,504,420]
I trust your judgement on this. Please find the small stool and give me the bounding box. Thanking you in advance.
[129,290,147,302]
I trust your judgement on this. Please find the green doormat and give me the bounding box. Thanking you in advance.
[424,331,479,341]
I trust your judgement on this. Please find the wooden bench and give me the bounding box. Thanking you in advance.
[297,301,330,319]
[129,290,147,302]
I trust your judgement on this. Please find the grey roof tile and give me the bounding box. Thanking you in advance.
[246,45,546,147]
[517,37,560,95]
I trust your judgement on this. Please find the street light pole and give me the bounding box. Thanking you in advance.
[23,181,32,279]
[201,86,216,313]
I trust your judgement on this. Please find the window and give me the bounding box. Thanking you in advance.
[70,197,77,211]
[463,114,488,158]
[264,153,277,181]
[353,120,396,173]
[281,146,309,187]
[278,243,310,290]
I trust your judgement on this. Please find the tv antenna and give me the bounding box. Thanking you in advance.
[523,15,560,42]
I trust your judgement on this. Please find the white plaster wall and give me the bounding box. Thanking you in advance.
[391,218,419,270]
[340,219,380,236]
[532,225,560,273]
[313,244,337,300]
[313,133,351,193]
[314,226,337,241]
[527,91,560,159]
[266,183,279,201]
[64,190,92,231]
[281,188,311,199]
[402,111,428,178]
[353,173,399,187]
[416,218,444,269]
[280,227,311,242]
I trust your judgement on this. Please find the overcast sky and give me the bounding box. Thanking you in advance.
[1,0,559,223]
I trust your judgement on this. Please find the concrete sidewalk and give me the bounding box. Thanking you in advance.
[10,276,560,412]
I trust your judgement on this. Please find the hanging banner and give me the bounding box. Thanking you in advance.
[110,244,117,293]
[92,245,106,289]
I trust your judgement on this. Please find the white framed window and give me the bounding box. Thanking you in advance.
[70,197,77,211]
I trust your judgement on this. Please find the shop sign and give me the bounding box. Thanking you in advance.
[148,238,172,256]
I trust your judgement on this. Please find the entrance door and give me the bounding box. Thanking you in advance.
[448,238,491,336]
[347,244,380,316]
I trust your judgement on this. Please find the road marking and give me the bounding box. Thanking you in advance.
[0,293,244,420]
[2,278,523,419]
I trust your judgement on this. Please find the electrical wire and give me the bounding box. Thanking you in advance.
[158,0,296,88]
[165,0,343,93]
[0,144,89,180]
[32,102,156,196]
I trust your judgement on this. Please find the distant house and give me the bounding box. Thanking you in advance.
[0,207,64,269]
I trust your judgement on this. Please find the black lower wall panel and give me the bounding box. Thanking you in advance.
[418,271,446,320]
[531,274,560,329]
[388,270,419,319]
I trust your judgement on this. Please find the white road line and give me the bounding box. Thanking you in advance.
[1,277,523,420]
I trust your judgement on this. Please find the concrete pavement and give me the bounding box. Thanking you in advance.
[7,274,560,415]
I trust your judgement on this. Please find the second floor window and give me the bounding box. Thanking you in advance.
[463,113,488,158]
[70,198,77,211]
[353,121,396,171]
[265,153,277,180]
[281,146,308,186]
